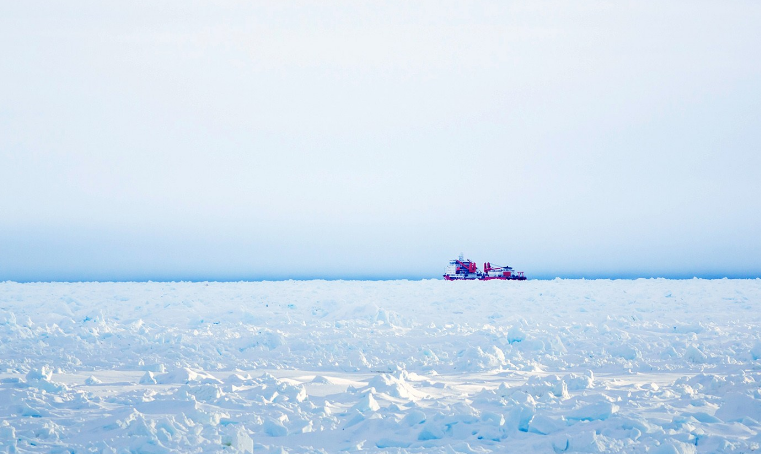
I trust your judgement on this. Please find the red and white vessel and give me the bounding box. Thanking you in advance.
[443,254,526,280]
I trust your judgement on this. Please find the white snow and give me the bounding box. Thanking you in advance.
[1,278,760,452]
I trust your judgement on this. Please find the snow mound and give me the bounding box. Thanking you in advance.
[364,371,421,400]
[310,375,333,384]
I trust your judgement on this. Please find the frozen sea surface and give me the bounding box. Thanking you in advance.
[1,279,761,453]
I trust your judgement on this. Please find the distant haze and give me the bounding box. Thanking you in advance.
[2,1,760,281]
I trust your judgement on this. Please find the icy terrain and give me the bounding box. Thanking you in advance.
[1,279,761,453]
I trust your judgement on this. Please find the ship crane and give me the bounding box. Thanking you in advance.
[483,262,525,280]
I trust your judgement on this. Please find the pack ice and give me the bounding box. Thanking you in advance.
[1,279,760,453]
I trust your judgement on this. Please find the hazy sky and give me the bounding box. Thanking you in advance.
[2,1,760,281]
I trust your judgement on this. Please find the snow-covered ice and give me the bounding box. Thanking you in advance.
[1,279,760,453]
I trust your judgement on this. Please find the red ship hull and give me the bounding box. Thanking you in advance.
[443,255,526,280]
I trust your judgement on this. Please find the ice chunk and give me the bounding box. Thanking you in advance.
[455,346,506,370]
[403,409,426,426]
[567,430,606,453]
[25,366,67,392]
[343,411,366,429]
[140,363,166,373]
[366,372,418,399]
[226,373,254,386]
[609,344,639,360]
[715,392,761,422]
[124,410,155,437]
[0,311,17,325]
[139,371,157,385]
[352,393,380,412]
[154,368,221,385]
[0,422,16,450]
[673,323,704,334]
[567,401,618,421]
[263,418,288,437]
[376,438,411,448]
[85,375,102,385]
[661,346,681,359]
[26,366,53,382]
[686,412,721,423]
[221,426,254,453]
[182,383,223,402]
[505,404,535,432]
[507,326,526,343]
[418,423,444,440]
[529,414,564,435]
[564,371,594,390]
[523,375,569,399]
[750,342,761,360]
[652,440,697,454]
[685,345,708,364]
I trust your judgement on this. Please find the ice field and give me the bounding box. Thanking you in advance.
[1,279,761,453]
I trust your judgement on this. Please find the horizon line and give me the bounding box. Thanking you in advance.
[2,275,760,284]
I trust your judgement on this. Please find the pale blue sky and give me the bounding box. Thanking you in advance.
[1,1,760,280]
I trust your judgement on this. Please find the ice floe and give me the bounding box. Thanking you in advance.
[1,279,760,452]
